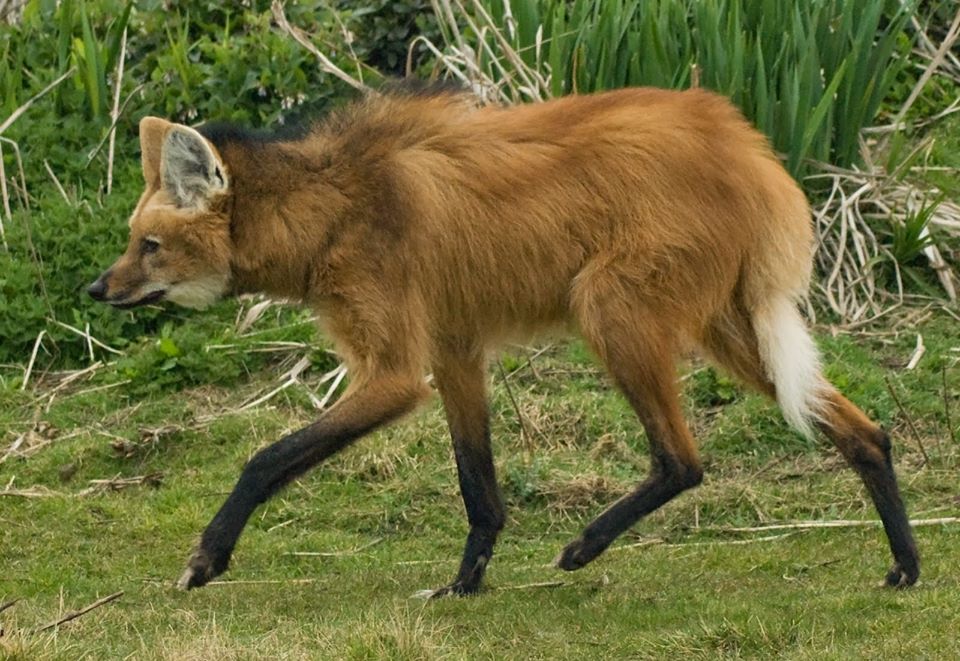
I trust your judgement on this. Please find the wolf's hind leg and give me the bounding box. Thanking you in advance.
[701,306,919,586]
[557,294,703,570]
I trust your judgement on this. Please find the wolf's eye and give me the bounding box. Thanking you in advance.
[141,238,160,255]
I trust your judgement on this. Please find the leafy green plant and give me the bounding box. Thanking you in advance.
[890,195,943,266]
[130,0,365,126]
[688,368,740,408]
[71,0,132,121]
[333,0,441,76]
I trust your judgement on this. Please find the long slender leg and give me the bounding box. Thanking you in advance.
[818,390,919,587]
[422,354,505,597]
[557,330,703,570]
[702,313,919,587]
[178,375,428,589]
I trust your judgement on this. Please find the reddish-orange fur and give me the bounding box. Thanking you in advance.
[91,85,918,594]
[228,88,810,381]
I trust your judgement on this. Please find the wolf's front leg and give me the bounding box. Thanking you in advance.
[415,354,505,598]
[177,375,428,589]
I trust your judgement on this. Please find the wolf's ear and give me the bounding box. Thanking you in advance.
[159,124,228,209]
[139,116,172,184]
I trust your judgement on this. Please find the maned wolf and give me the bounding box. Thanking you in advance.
[89,84,919,596]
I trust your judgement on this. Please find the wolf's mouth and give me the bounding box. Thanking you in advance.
[110,289,166,309]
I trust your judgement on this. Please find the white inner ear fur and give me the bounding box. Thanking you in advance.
[160,125,228,209]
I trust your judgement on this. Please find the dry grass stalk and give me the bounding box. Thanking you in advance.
[0,138,10,241]
[886,6,960,139]
[718,516,960,533]
[0,135,28,249]
[0,484,63,498]
[78,472,163,496]
[68,378,131,400]
[884,374,932,467]
[49,319,124,357]
[314,363,348,409]
[35,591,123,633]
[42,159,70,204]
[502,344,554,380]
[20,330,46,391]
[83,83,147,168]
[205,578,321,586]
[0,68,74,137]
[665,532,800,548]
[271,0,370,93]
[235,298,276,334]
[237,357,347,412]
[206,340,313,355]
[106,27,128,195]
[906,333,926,370]
[943,364,957,451]
[911,10,960,85]
[496,360,536,457]
[493,580,568,591]
[287,537,384,558]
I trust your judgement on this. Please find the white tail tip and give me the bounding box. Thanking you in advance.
[753,295,827,438]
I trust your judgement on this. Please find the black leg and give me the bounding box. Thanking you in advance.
[817,391,919,587]
[555,452,702,570]
[178,376,427,589]
[422,355,505,597]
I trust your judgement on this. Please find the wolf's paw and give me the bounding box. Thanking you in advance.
[883,561,919,588]
[176,547,229,590]
[411,580,479,600]
[554,535,607,571]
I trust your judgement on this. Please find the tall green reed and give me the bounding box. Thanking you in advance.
[440,0,916,178]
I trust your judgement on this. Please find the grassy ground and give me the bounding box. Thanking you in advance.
[1,304,958,659]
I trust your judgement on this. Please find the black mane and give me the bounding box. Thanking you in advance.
[196,119,312,149]
[377,77,467,98]
[196,78,466,149]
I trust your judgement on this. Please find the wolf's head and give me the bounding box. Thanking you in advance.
[88,117,233,310]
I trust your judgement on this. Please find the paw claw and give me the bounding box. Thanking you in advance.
[411,581,476,599]
[176,567,198,591]
[555,537,592,572]
[176,547,228,590]
[883,562,919,589]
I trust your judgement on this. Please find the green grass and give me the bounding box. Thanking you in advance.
[1,308,959,659]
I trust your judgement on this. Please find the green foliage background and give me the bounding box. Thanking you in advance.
[0,0,955,370]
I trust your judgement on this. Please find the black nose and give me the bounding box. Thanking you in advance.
[87,277,109,301]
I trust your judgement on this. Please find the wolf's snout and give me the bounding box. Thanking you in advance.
[87,275,109,301]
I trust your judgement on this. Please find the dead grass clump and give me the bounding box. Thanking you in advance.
[318,607,455,661]
[538,471,630,515]
[589,432,646,470]
[155,613,311,661]
[498,391,593,452]
[338,444,422,483]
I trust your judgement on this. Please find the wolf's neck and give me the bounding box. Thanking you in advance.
[213,135,357,303]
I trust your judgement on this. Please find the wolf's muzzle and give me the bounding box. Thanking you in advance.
[87,274,110,301]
